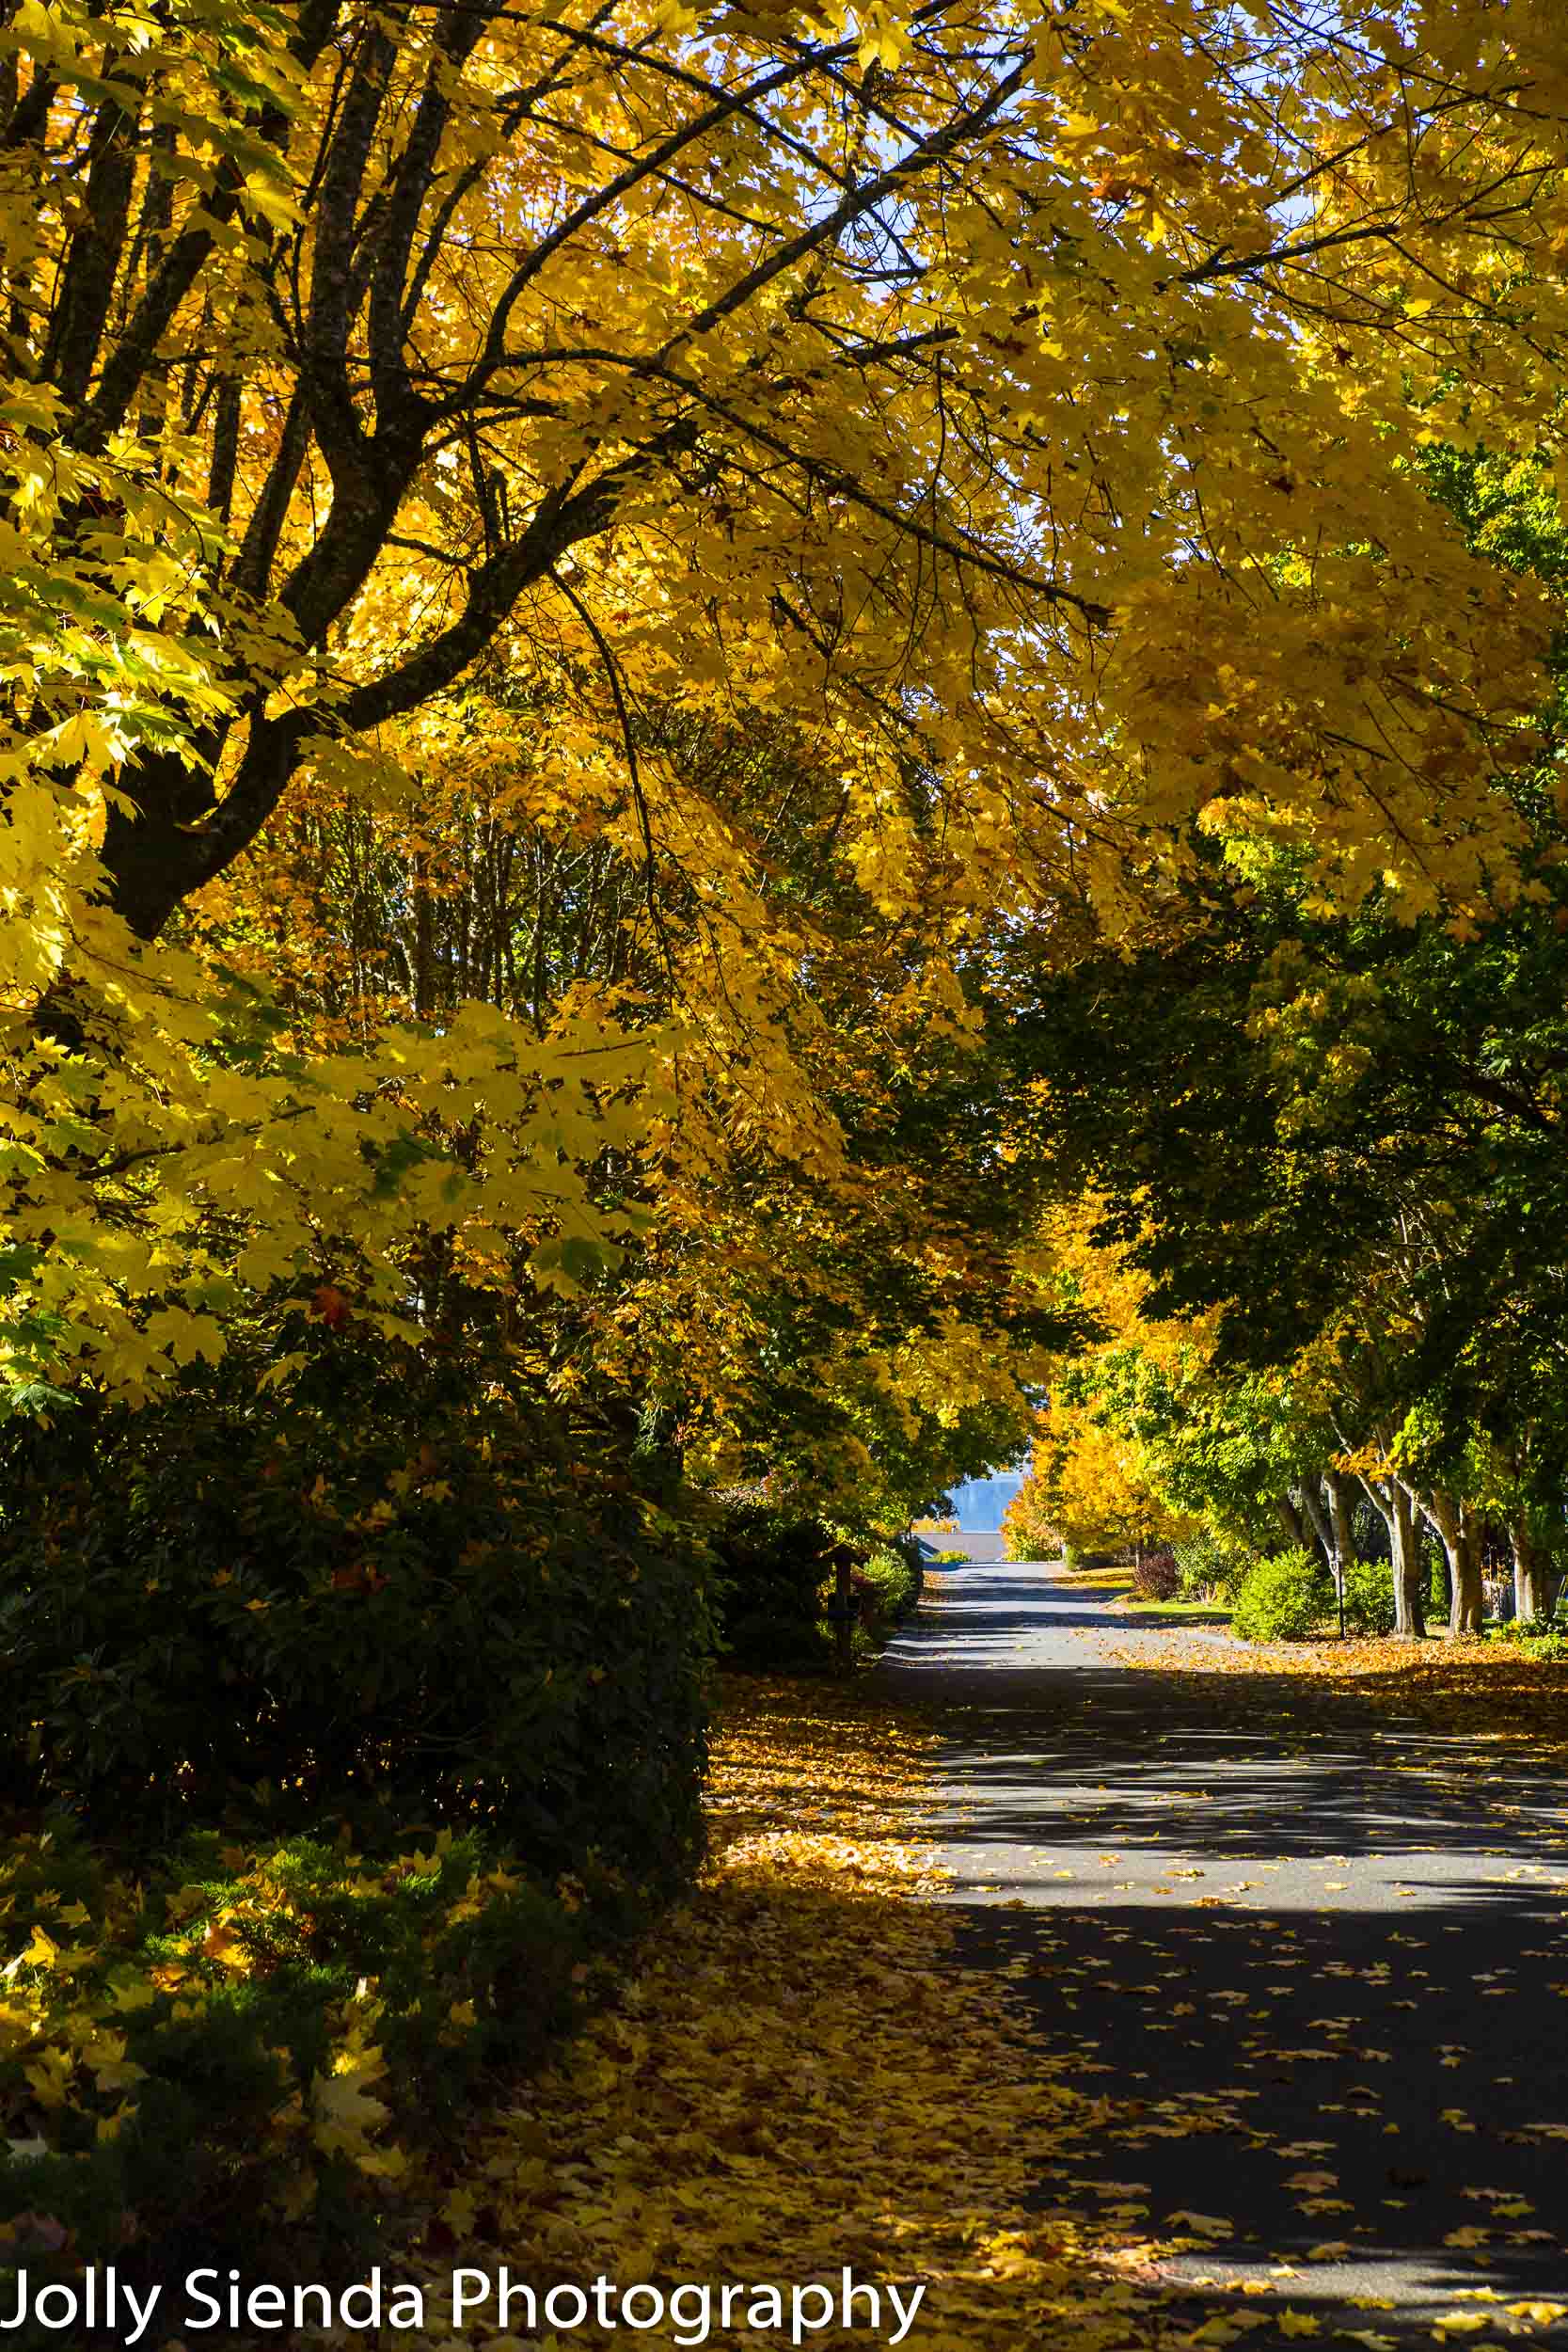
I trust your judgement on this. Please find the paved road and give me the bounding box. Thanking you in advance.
[879,1560,1568,2347]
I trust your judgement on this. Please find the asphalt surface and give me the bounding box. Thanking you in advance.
[879,1560,1568,2347]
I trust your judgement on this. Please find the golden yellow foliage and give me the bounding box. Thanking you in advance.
[397,1679,1165,2351]
[4,0,1568,1391]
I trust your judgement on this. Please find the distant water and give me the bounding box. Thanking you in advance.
[944,1470,1025,1533]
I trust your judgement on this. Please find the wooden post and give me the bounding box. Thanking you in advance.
[833,1550,854,1673]
[824,1541,860,1673]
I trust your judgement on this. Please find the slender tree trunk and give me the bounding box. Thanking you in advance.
[412,851,436,1020]
[1276,1494,1307,1553]
[1510,1520,1560,1623]
[1453,1516,1482,1635]
[1360,1472,1425,1637]
[1390,1482,1426,1638]
[1424,1489,1484,1637]
[1326,1471,1357,1571]
[1298,1480,1338,1584]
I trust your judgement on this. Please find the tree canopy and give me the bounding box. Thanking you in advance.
[3,0,1568,1510]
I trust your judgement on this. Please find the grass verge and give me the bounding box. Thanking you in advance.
[1053,1563,1233,1625]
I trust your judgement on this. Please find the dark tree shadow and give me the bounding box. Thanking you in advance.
[884,1561,1568,2347]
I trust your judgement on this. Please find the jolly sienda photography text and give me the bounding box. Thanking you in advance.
[0,2265,928,2346]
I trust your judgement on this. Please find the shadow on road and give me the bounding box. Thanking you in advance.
[883,1560,1568,2349]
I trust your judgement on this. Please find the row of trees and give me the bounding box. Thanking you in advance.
[8,0,1568,2286]
[3,0,1567,1479]
[999,447,1568,1637]
[0,0,1562,1785]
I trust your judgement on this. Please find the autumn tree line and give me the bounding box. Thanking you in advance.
[997,457,1568,1644]
[0,0,1566,2276]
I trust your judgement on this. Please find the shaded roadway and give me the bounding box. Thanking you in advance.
[879,1560,1568,2348]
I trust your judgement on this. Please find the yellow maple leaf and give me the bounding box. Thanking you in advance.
[199,1916,248,1970]
[442,2185,481,2233]
[22,1925,58,1972]
[310,2064,392,2156]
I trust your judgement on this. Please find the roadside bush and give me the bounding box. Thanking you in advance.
[0,1317,715,2291]
[0,1817,615,2280]
[1172,1526,1251,1603]
[1496,1617,1568,1661]
[1231,1548,1334,1642]
[854,1537,924,1636]
[0,1318,712,1884]
[709,1502,832,1669]
[708,1510,924,1668]
[1339,1560,1397,1635]
[1130,1547,1180,1600]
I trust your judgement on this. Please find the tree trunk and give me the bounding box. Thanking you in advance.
[411,850,436,1021]
[1510,1520,1560,1624]
[1452,1518,1483,1635]
[1276,1494,1307,1553]
[1327,1471,1357,1571]
[1360,1472,1425,1638]
[1424,1489,1483,1637]
[1298,1480,1338,1583]
[1390,1482,1426,1638]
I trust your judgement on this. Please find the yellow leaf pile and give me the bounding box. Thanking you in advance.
[1109,1631,1568,1763]
[388,1679,1165,2352]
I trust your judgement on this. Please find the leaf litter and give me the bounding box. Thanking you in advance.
[238,1635,1568,2352]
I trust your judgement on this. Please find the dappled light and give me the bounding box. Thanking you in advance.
[879,1563,1568,2349]
[3,0,1568,2336]
[385,1681,1165,2352]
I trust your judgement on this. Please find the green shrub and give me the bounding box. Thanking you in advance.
[0,1319,712,1885]
[709,1502,833,1669]
[1339,1560,1397,1635]
[1172,1527,1251,1603]
[0,1816,619,2281]
[1496,1617,1568,1660]
[0,1318,709,2291]
[853,1537,924,1637]
[1231,1548,1334,1642]
[707,1512,924,1668]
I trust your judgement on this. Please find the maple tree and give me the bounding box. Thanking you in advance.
[10,30,1568,2279]
[2,0,1568,1407]
[1004,1396,1189,1563]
